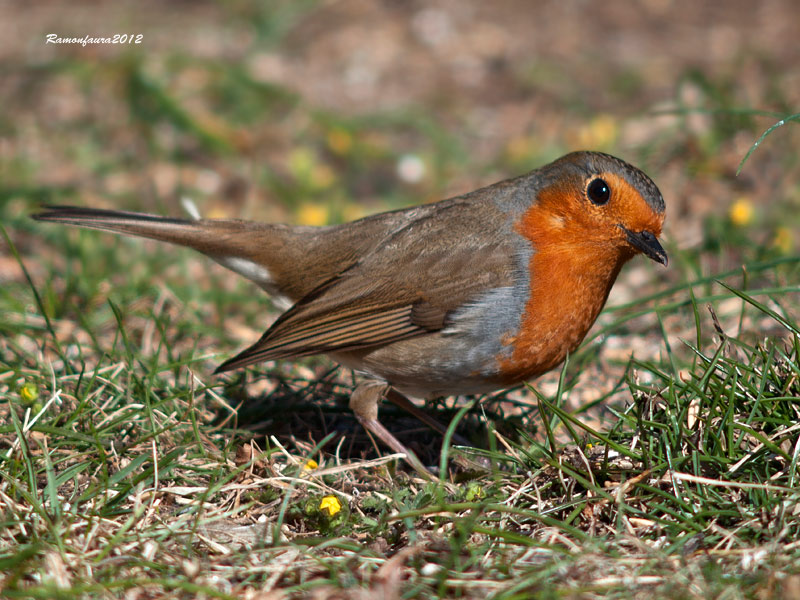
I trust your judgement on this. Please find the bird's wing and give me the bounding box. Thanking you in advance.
[215,200,518,371]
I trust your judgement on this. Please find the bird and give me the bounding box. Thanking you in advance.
[33,151,667,475]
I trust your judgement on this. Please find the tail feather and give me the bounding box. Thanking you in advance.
[32,205,205,248]
[33,203,381,322]
[32,206,292,295]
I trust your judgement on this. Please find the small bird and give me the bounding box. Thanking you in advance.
[33,151,667,474]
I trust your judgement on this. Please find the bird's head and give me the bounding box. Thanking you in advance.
[521,151,667,267]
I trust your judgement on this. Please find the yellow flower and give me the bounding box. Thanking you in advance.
[772,226,793,254]
[573,115,618,150]
[465,482,486,502]
[729,197,754,227]
[319,495,342,516]
[326,128,353,155]
[297,203,329,226]
[20,382,39,404]
[304,459,319,470]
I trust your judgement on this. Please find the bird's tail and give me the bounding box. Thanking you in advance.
[32,205,220,249]
[31,205,293,296]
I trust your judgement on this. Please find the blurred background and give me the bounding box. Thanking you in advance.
[2,0,799,418]
[2,1,798,231]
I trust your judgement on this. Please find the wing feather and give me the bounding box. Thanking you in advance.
[215,202,521,372]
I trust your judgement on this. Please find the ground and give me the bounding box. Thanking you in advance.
[1,1,800,598]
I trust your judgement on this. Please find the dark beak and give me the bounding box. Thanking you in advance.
[619,225,668,266]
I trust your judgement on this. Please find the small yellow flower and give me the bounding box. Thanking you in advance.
[729,197,754,227]
[772,226,793,254]
[304,459,319,470]
[297,203,329,226]
[326,128,353,155]
[465,482,486,502]
[573,115,618,149]
[319,495,342,516]
[20,382,39,404]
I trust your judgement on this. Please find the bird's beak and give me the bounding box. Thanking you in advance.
[619,225,668,266]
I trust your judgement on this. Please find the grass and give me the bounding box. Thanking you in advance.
[3,177,800,599]
[3,3,800,597]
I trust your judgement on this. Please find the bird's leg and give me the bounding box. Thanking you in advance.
[349,380,433,478]
[385,388,491,470]
[384,388,475,448]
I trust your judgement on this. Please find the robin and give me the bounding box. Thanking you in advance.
[33,151,667,474]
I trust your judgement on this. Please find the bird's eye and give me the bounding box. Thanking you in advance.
[587,178,610,205]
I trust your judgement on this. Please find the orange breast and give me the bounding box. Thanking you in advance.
[495,191,627,385]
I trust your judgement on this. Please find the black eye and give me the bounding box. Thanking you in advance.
[587,178,610,205]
